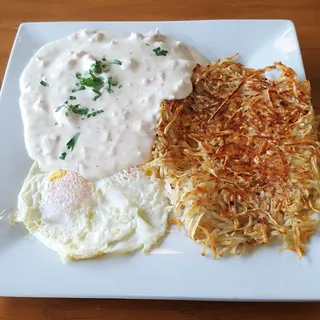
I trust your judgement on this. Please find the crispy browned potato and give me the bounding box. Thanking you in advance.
[146,56,320,258]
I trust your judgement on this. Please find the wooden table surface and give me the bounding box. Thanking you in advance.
[0,0,319,319]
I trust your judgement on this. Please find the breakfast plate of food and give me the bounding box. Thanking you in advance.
[1,20,320,300]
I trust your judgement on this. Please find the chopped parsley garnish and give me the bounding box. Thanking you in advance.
[90,60,111,74]
[106,76,119,94]
[69,104,89,116]
[66,132,80,151]
[80,73,105,91]
[73,69,104,97]
[69,96,76,100]
[55,104,65,112]
[59,132,81,159]
[40,80,49,87]
[55,100,102,117]
[72,86,85,93]
[87,110,104,118]
[90,60,103,74]
[55,100,68,112]
[92,89,102,101]
[112,59,122,65]
[153,47,168,56]
[56,102,88,115]
[59,152,67,160]
[73,60,121,101]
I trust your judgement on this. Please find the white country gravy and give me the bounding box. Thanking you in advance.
[19,29,208,180]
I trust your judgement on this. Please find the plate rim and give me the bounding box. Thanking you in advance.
[1,19,315,301]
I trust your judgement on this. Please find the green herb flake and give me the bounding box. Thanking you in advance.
[69,104,89,116]
[87,110,104,118]
[72,86,85,93]
[112,59,122,65]
[106,76,119,94]
[66,132,81,151]
[153,47,168,56]
[83,74,104,91]
[90,59,112,74]
[74,61,116,98]
[65,112,69,117]
[69,96,76,100]
[92,89,102,101]
[59,152,67,160]
[40,80,49,87]
[55,105,65,112]
[90,60,103,74]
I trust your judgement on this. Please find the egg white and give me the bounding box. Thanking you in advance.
[15,162,169,260]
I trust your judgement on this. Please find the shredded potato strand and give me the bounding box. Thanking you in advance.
[146,57,320,258]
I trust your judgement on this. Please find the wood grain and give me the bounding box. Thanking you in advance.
[0,0,319,318]
[1,299,320,320]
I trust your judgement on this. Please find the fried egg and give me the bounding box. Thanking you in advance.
[15,162,169,260]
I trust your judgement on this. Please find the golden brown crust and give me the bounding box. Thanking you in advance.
[147,56,320,258]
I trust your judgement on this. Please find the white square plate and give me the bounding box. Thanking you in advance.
[0,20,317,301]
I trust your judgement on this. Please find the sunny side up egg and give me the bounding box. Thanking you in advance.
[15,162,170,260]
